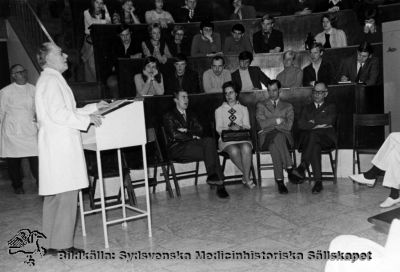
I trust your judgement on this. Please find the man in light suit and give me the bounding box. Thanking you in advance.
[293,82,337,194]
[256,80,298,194]
[35,42,107,255]
[231,51,270,92]
[337,42,379,86]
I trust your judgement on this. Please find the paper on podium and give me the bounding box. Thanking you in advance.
[81,100,147,151]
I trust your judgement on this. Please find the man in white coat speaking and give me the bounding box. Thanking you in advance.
[35,42,107,255]
[0,64,38,194]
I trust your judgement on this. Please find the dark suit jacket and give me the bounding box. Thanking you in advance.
[253,29,284,53]
[231,66,271,91]
[297,102,337,146]
[110,40,142,70]
[175,7,202,22]
[338,56,379,86]
[230,5,257,19]
[302,60,333,86]
[256,99,294,147]
[163,108,203,151]
[164,69,200,94]
[166,38,191,57]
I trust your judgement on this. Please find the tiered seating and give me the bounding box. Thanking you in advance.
[117,44,383,97]
[90,9,381,83]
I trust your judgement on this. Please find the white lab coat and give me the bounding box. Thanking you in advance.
[35,68,97,195]
[0,83,38,157]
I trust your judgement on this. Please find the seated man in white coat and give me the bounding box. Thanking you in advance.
[350,132,400,208]
[35,42,107,255]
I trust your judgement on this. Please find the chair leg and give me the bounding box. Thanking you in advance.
[328,151,335,183]
[160,164,174,198]
[250,164,257,187]
[152,166,158,194]
[292,150,297,166]
[169,163,181,197]
[256,152,262,187]
[352,150,356,175]
[356,152,361,174]
[333,149,338,183]
[194,161,200,186]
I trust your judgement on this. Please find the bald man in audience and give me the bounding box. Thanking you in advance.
[202,56,231,93]
[276,50,303,88]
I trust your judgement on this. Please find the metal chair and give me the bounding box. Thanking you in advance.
[353,112,391,174]
[160,127,204,197]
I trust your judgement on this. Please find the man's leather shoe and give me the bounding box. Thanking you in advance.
[276,180,288,194]
[312,181,323,194]
[216,186,229,198]
[206,174,223,186]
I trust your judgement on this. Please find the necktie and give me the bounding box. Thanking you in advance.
[273,101,277,109]
[324,33,331,48]
[189,9,194,19]
[356,63,363,82]
[176,43,181,54]
[316,104,320,109]
[182,112,187,122]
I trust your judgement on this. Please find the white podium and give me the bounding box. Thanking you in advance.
[80,99,152,249]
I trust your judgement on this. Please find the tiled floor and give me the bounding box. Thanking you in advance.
[0,170,392,272]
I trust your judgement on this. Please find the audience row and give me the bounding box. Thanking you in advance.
[127,41,378,97]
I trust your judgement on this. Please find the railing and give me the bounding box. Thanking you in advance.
[8,0,53,72]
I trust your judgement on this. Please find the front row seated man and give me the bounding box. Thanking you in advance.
[163,89,229,198]
[292,82,337,194]
[256,80,298,194]
[350,132,400,208]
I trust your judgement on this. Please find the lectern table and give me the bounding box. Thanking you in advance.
[80,99,152,249]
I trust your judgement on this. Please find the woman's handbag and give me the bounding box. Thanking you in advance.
[221,129,251,142]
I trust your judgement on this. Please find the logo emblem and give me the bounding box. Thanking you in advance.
[8,229,47,266]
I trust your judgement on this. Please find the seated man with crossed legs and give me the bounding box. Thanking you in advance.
[256,80,298,194]
[292,82,337,194]
[163,90,229,198]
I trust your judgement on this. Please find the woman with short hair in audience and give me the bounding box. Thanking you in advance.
[112,0,140,24]
[167,25,191,57]
[81,0,111,82]
[145,0,175,28]
[134,56,165,97]
[215,81,255,189]
[314,13,347,48]
[142,23,172,64]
